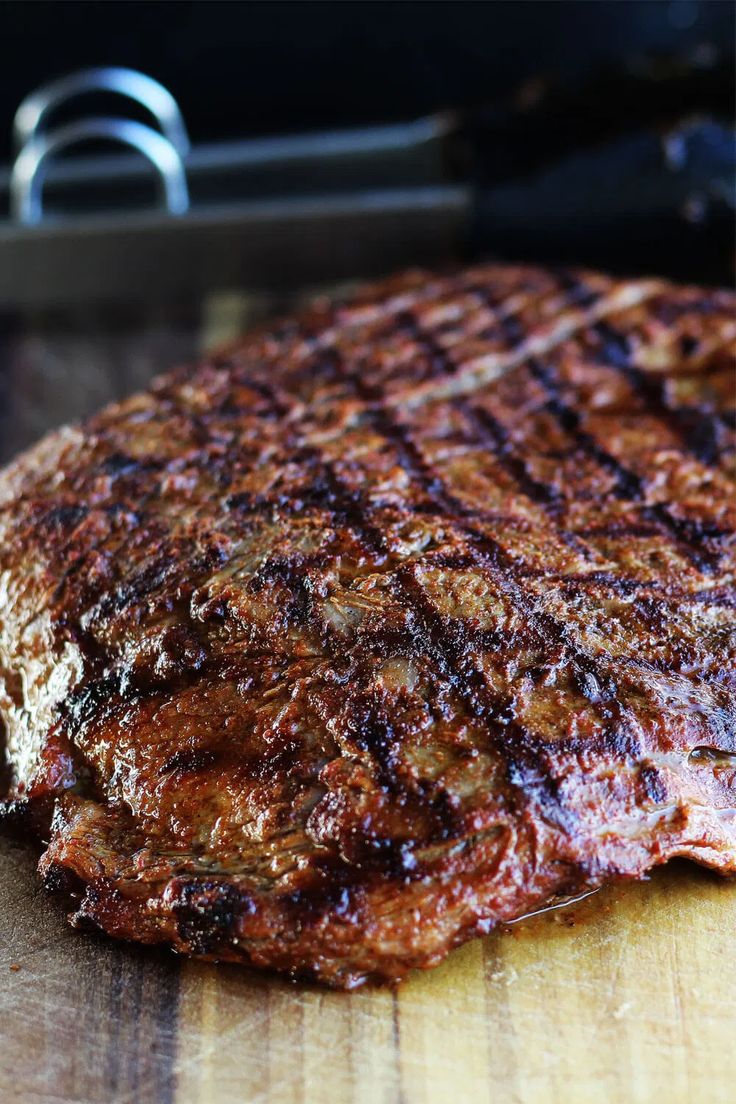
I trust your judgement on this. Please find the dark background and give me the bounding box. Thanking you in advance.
[0,0,733,153]
[0,1,733,296]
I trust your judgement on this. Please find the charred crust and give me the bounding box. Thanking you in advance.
[344,837,420,878]
[638,762,669,806]
[42,860,87,900]
[99,452,161,479]
[168,878,254,955]
[594,317,734,470]
[160,748,219,775]
[71,912,107,935]
[594,319,634,370]
[38,504,90,535]
[279,867,366,925]
[64,671,133,729]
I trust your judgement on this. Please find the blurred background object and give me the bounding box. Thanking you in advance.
[0,0,733,305]
[0,0,732,151]
[0,0,733,458]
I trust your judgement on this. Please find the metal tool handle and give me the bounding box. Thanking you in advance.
[11,117,190,224]
[13,67,190,156]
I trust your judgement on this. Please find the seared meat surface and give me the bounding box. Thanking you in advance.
[0,264,734,988]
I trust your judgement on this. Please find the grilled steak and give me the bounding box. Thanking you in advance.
[0,264,734,988]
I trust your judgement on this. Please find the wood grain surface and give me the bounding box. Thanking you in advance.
[0,292,733,1104]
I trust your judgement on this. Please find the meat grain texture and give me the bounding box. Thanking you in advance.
[0,264,734,988]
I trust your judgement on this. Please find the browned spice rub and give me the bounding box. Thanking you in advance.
[0,264,734,988]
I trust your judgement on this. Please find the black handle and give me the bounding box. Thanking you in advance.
[472,118,735,285]
[447,52,736,283]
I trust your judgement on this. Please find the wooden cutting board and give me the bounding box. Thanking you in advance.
[0,294,733,1104]
[1,835,733,1104]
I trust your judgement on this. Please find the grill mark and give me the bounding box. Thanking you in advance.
[62,644,326,740]
[643,504,731,565]
[594,319,731,467]
[395,309,458,381]
[63,352,466,737]
[222,344,389,559]
[392,565,515,722]
[547,571,735,606]
[295,340,642,775]
[552,270,603,310]
[527,356,724,572]
[250,551,342,646]
[391,566,569,822]
[2,270,728,883]
[297,334,460,548]
[297,445,388,557]
[379,276,663,412]
[231,302,657,547]
[471,285,528,345]
[226,468,726,608]
[391,560,638,823]
[692,585,736,609]
[426,552,733,607]
[344,396,633,742]
[340,330,470,519]
[57,322,709,782]
[459,401,560,506]
[375,478,637,758]
[235,374,291,419]
[349,298,597,561]
[454,397,596,563]
[472,272,602,346]
[675,408,734,468]
[46,297,695,719]
[370,408,466,516]
[63,652,205,733]
[528,358,644,500]
[225,479,527,532]
[304,341,459,551]
[321,351,570,787]
[418,529,640,753]
[52,544,219,738]
[573,521,662,539]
